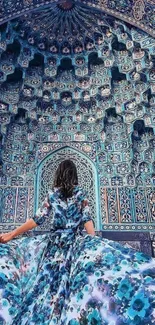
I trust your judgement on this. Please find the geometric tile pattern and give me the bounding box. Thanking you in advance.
[0,1,154,241]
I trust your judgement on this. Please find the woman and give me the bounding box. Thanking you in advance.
[0,160,155,325]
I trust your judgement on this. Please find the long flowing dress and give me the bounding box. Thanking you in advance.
[0,186,155,325]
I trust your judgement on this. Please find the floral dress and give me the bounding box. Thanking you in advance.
[0,186,155,325]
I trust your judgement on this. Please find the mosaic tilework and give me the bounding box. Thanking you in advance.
[0,0,154,36]
[0,3,154,243]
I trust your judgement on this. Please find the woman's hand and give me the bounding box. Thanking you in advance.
[0,219,37,244]
[0,232,14,244]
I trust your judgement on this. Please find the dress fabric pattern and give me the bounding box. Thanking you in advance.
[0,186,155,325]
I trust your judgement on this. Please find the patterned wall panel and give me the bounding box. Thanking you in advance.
[15,188,29,223]
[146,188,155,223]
[106,188,119,223]
[1,187,16,223]
[118,187,134,223]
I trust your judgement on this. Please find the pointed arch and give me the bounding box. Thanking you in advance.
[35,146,101,230]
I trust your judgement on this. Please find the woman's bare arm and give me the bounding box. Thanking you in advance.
[0,219,37,243]
[84,220,95,236]
[0,196,51,244]
[11,218,37,237]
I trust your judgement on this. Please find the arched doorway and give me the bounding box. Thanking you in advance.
[35,146,100,230]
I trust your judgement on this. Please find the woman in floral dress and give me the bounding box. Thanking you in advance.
[0,160,155,325]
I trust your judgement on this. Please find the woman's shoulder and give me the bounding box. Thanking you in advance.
[47,188,58,202]
[73,185,87,200]
[47,186,87,202]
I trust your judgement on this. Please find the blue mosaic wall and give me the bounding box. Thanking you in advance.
[0,1,154,238]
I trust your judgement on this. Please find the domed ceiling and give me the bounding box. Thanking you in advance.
[0,0,154,135]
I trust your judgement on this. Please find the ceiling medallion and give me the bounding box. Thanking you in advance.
[58,0,74,11]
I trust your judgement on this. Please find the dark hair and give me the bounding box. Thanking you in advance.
[53,160,78,199]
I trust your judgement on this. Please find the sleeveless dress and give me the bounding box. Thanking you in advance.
[0,186,155,325]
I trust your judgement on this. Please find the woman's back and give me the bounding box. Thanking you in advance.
[34,185,92,233]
